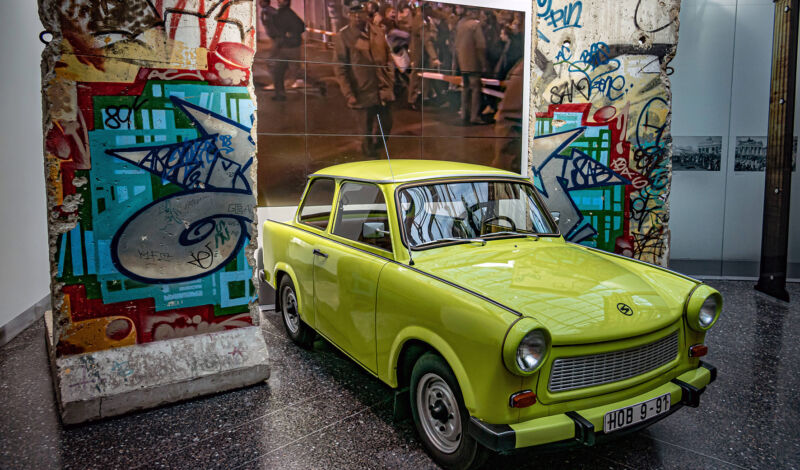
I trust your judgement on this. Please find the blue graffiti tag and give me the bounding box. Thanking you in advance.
[578,42,613,70]
[538,0,582,32]
[105,96,255,284]
[551,43,627,103]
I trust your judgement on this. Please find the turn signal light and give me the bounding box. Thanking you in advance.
[689,344,708,358]
[509,390,537,408]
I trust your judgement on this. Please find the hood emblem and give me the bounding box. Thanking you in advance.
[616,303,633,316]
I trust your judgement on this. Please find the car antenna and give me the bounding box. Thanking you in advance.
[376,115,414,266]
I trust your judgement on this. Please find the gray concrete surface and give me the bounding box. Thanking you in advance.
[45,316,269,425]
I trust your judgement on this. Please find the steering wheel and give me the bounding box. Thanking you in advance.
[480,215,517,235]
[463,200,518,235]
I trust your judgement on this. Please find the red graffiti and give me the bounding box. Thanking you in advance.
[62,284,252,345]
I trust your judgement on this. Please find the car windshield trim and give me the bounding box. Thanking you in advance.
[411,237,487,250]
[481,231,540,240]
[394,177,560,252]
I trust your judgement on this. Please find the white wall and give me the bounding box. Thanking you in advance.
[670,0,800,264]
[0,2,49,328]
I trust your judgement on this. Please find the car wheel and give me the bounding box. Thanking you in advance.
[278,276,315,349]
[410,352,488,470]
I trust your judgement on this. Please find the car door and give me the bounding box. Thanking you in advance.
[313,181,392,373]
[292,177,338,328]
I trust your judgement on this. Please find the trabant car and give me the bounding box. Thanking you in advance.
[261,160,720,469]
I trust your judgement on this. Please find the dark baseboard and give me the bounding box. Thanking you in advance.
[0,294,51,347]
[668,260,800,282]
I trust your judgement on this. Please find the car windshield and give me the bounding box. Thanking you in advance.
[398,180,557,249]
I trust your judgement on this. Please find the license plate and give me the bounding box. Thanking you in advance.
[603,393,671,433]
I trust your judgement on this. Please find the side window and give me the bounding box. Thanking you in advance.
[298,178,336,230]
[333,182,392,251]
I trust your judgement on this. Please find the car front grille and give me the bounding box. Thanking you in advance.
[548,331,679,392]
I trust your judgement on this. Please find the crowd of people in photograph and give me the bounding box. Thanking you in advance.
[259,0,526,166]
[672,150,721,171]
[363,0,526,113]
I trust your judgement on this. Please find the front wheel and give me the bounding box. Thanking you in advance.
[410,353,488,470]
[278,276,315,349]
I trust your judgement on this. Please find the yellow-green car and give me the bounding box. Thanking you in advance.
[261,160,720,469]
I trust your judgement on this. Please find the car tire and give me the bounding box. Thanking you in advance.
[410,352,488,470]
[278,276,315,349]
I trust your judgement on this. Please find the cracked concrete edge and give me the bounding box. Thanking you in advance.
[46,315,269,424]
[39,0,71,348]
[659,2,683,265]
[245,0,261,326]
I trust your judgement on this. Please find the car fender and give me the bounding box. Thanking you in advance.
[272,262,307,320]
[388,325,476,412]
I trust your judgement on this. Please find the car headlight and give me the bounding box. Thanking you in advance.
[698,297,717,327]
[502,318,550,376]
[517,330,547,372]
[685,284,722,332]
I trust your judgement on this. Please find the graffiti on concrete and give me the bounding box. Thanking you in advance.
[105,95,255,283]
[163,0,256,50]
[531,0,679,265]
[42,0,259,357]
[538,0,583,39]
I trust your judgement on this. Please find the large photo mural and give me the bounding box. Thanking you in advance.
[41,0,259,356]
[254,0,531,206]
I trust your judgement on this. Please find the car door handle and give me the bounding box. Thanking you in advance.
[313,249,328,259]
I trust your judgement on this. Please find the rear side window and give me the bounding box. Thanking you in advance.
[333,182,392,251]
[298,178,335,230]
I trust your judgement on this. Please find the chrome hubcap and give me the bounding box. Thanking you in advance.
[416,373,461,454]
[281,287,300,335]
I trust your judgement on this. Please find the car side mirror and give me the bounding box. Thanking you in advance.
[550,211,560,224]
[362,222,390,239]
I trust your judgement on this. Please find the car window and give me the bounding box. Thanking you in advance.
[333,182,392,251]
[399,180,556,248]
[298,178,336,230]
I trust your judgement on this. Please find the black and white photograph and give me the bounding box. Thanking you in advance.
[672,136,722,171]
[734,136,797,172]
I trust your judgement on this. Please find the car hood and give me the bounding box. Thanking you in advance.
[411,238,697,345]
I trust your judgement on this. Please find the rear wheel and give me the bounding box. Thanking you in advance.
[410,353,488,470]
[278,276,315,349]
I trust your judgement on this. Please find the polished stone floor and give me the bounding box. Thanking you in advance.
[1,281,798,469]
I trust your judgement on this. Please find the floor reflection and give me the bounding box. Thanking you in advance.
[0,281,798,469]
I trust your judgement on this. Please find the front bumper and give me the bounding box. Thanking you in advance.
[469,361,717,452]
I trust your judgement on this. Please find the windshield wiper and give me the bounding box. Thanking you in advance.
[481,231,540,240]
[412,237,487,249]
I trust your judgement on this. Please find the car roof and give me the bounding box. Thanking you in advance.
[309,159,525,183]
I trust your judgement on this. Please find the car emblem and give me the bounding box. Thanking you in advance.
[616,303,633,316]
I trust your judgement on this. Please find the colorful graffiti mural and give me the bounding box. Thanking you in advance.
[531,0,679,265]
[41,0,259,356]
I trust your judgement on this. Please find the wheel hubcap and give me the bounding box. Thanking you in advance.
[282,287,300,334]
[416,373,461,454]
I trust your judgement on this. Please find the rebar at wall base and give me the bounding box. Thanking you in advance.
[756,0,799,302]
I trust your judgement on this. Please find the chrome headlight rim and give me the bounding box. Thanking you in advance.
[502,318,551,376]
[685,285,722,332]
[516,329,549,373]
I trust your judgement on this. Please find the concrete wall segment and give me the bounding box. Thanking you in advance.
[38,0,268,424]
[530,0,681,266]
[39,0,263,359]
